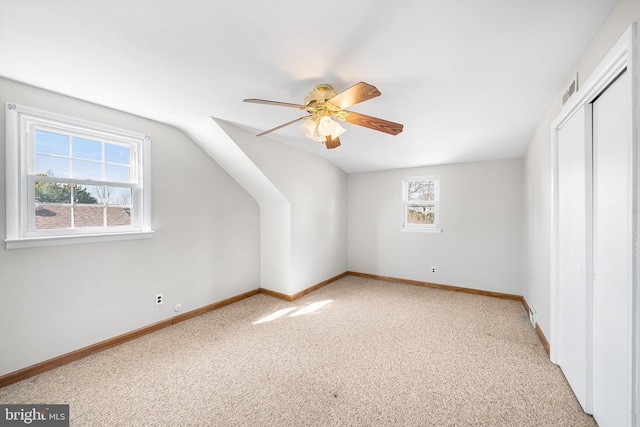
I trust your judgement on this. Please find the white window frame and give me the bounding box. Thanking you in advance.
[5,103,153,249]
[401,176,442,233]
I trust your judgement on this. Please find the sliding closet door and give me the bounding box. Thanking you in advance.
[556,106,592,412]
[592,70,632,427]
[552,25,636,427]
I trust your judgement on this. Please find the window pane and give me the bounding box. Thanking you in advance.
[73,137,102,161]
[74,184,101,204]
[74,205,104,227]
[35,181,71,203]
[105,164,130,183]
[407,204,435,224]
[107,187,132,206]
[72,159,102,180]
[35,130,69,156]
[107,207,131,226]
[407,180,436,202]
[105,143,130,165]
[35,205,71,229]
[35,154,70,177]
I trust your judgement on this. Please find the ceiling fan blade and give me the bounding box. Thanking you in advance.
[344,111,404,135]
[244,98,308,110]
[328,82,381,109]
[325,136,341,149]
[256,115,312,137]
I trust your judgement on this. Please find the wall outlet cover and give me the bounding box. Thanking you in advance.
[529,305,536,327]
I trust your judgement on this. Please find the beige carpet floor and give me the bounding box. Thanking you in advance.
[0,276,596,426]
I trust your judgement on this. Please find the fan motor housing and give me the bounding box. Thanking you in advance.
[304,84,337,105]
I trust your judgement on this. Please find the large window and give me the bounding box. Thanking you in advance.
[5,103,152,248]
[402,176,441,232]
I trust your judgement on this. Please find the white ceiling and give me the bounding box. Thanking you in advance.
[0,0,620,173]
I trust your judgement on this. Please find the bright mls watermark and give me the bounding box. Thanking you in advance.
[0,405,69,426]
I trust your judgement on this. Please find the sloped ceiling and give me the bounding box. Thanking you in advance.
[0,0,620,173]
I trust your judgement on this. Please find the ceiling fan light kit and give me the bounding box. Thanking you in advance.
[243,82,403,149]
[330,120,346,138]
[299,119,317,139]
[317,115,337,136]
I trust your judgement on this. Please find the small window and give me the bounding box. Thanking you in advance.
[402,176,441,233]
[5,103,153,249]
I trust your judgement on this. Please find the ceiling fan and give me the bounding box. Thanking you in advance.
[243,82,403,149]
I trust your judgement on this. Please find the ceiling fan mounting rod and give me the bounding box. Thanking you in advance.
[304,84,336,104]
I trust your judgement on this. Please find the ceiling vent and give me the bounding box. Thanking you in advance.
[562,73,579,105]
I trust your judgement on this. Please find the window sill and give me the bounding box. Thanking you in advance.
[400,226,443,234]
[5,230,154,249]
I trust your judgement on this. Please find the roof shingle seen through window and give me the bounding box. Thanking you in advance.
[35,205,131,229]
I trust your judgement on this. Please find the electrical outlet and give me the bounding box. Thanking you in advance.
[529,305,537,327]
[431,267,437,274]
[156,293,163,305]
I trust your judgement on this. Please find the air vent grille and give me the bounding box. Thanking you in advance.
[562,73,579,105]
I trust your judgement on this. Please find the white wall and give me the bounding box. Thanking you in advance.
[216,121,348,294]
[0,78,261,376]
[347,158,523,295]
[522,0,640,338]
[180,118,294,295]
